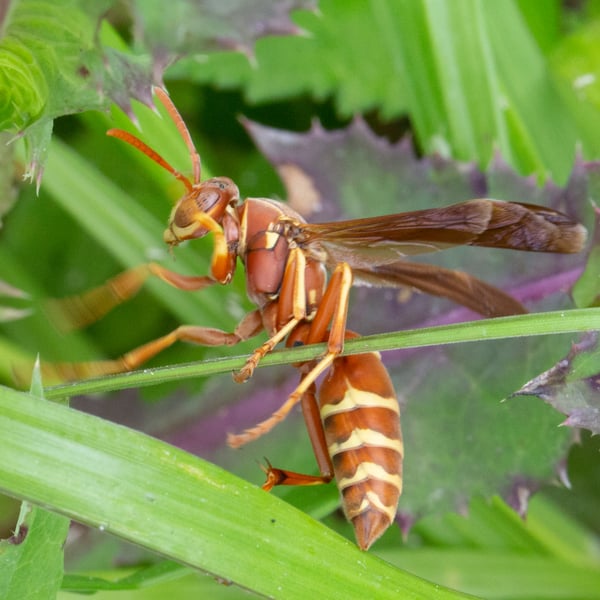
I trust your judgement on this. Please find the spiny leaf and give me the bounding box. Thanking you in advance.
[0,0,154,181]
[133,0,317,57]
[234,117,594,521]
[0,0,317,182]
[514,332,600,434]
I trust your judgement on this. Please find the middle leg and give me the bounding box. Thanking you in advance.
[227,262,353,448]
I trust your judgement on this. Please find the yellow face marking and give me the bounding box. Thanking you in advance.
[337,461,403,492]
[328,428,404,457]
[320,387,399,419]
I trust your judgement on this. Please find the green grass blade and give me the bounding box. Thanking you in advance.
[0,386,474,599]
[379,550,600,600]
[43,308,600,399]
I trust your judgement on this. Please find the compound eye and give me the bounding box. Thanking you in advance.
[198,189,221,214]
[170,194,208,229]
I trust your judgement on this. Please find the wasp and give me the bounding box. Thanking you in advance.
[43,88,586,549]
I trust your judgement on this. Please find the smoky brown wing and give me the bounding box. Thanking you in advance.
[351,262,527,318]
[302,199,493,261]
[296,199,585,317]
[465,200,586,253]
[300,199,586,269]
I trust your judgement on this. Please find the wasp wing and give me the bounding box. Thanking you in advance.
[297,199,586,317]
[351,262,526,318]
[300,199,586,269]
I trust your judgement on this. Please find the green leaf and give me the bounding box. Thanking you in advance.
[0,386,471,599]
[0,367,69,600]
[0,0,153,179]
[37,308,599,523]
[0,0,116,130]
[181,0,597,182]
[394,493,600,598]
[551,17,600,111]
[0,503,69,600]
[41,309,600,398]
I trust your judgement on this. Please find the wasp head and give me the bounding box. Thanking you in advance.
[163,177,240,246]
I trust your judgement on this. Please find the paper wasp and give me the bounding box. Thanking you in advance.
[42,88,586,549]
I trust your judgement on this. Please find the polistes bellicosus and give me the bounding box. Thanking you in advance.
[37,88,586,549]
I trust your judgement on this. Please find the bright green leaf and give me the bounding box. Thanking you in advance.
[0,386,471,599]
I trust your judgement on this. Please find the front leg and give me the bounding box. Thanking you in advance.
[34,309,264,384]
[233,247,309,383]
[45,263,219,333]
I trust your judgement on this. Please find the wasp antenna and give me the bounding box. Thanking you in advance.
[154,87,202,185]
[107,128,194,193]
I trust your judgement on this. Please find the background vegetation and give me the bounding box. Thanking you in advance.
[0,1,599,598]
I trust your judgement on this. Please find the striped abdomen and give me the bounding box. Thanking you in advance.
[318,346,403,550]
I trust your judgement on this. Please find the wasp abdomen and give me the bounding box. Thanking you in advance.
[319,351,403,550]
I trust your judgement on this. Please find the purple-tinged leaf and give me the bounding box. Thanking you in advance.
[514,332,600,435]
[132,0,317,59]
[244,119,592,324]
[232,119,594,523]
[62,117,597,532]
[99,118,591,527]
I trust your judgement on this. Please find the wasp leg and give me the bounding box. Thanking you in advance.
[227,263,352,447]
[45,262,218,333]
[39,309,264,383]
